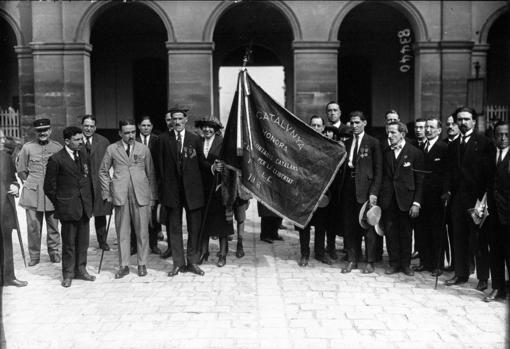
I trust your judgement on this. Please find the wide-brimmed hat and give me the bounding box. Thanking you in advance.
[358,200,384,236]
[195,116,223,130]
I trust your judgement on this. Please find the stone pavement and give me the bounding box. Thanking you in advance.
[2,203,508,349]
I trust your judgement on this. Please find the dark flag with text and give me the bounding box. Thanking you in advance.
[221,70,346,228]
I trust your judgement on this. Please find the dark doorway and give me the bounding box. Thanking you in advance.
[487,12,510,106]
[0,17,18,110]
[133,57,167,133]
[339,55,372,126]
[91,3,167,133]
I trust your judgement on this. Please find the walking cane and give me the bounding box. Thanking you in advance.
[9,195,27,267]
[97,213,112,274]
[435,199,449,289]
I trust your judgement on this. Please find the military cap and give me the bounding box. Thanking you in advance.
[167,104,190,114]
[195,116,223,130]
[33,118,51,130]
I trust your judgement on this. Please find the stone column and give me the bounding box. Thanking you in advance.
[166,42,214,124]
[413,42,441,120]
[15,46,35,140]
[30,42,92,134]
[292,41,340,121]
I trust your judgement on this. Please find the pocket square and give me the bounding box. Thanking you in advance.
[434,158,441,162]
[403,162,411,167]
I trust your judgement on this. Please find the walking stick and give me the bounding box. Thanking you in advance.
[97,213,112,274]
[435,199,449,289]
[8,195,27,267]
[198,170,220,257]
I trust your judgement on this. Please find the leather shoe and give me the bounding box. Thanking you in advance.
[445,276,468,286]
[298,255,309,267]
[483,289,506,302]
[476,280,488,292]
[272,234,284,241]
[187,264,205,276]
[341,261,357,273]
[168,265,187,277]
[216,256,226,268]
[412,264,426,272]
[99,242,110,251]
[160,248,172,259]
[260,237,273,244]
[5,279,28,287]
[28,259,40,267]
[431,269,443,277]
[61,278,72,288]
[138,265,147,277]
[50,254,61,263]
[76,272,96,281]
[236,241,245,258]
[315,254,333,265]
[385,266,400,274]
[402,266,414,276]
[363,263,374,274]
[114,266,130,279]
[150,246,161,255]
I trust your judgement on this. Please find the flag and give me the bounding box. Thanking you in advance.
[221,70,346,228]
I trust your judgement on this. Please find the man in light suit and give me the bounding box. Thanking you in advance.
[380,121,424,276]
[339,111,382,274]
[99,120,157,279]
[81,115,112,251]
[44,126,95,287]
[156,106,218,276]
[485,121,510,302]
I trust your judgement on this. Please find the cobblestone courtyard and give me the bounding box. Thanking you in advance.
[2,204,508,348]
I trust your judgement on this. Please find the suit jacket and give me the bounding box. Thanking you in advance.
[445,132,492,202]
[156,130,209,210]
[487,146,510,226]
[380,142,425,211]
[43,148,93,221]
[0,150,19,233]
[136,134,159,153]
[346,133,382,204]
[99,141,157,207]
[86,133,112,216]
[422,139,448,197]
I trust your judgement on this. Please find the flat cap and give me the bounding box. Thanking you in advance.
[33,118,51,130]
[167,104,190,114]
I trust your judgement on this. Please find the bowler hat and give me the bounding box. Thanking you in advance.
[195,116,223,130]
[33,118,51,130]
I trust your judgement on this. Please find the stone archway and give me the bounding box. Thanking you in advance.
[486,10,510,108]
[337,1,416,132]
[89,2,169,135]
[211,1,295,122]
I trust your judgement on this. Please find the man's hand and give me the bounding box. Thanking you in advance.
[213,160,224,173]
[369,195,377,206]
[409,204,420,218]
[105,197,112,203]
[8,184,19,197]
[440,192,450,205]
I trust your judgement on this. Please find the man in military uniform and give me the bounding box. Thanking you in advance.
[16,118,62,266]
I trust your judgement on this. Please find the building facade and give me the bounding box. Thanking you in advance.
[0,0,508,140]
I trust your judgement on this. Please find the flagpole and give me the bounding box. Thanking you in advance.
[237,42,253,156]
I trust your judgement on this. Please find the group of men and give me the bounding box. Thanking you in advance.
[1,101,508,303]
[298,102,509,303]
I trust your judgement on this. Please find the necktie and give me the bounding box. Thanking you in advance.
[460,135,467,160]
[143,136,147,146]
[425,141,430,153]
[126,145,130,157]
[85,137,91,153]
[176,132,183,175]
[352,135,359,167]
[73,151,80,167]
[497,150,503,165]
[177,132,182,154]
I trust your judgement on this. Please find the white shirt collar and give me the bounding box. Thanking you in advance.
[462,129,474,140]
[427,136,439,149]
[332,121,341,128]
[122,140,131,150]
[497,146,509,162]
[65,145,76,159]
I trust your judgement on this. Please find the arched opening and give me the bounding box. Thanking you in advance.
[90,2,168,136]
[212,1,293,125]
[486,12,510,107]
[0,16,19,111]
[338,2,415,131]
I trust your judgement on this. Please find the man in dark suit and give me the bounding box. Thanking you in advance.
[444,107,491,290]
[44,126,95,288]
[0,129,28,287]
[411,118,427,149]
[156,107,218,276]
[444,115,460,144]
[484,121,509,302]
[136,116,162,255]
[380,121,424,276]
[413,117,448,275]
[339,111,382,274]
[81,115,112,251]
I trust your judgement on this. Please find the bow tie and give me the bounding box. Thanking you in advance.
[38,140,49,146]
[391,143,403,151]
